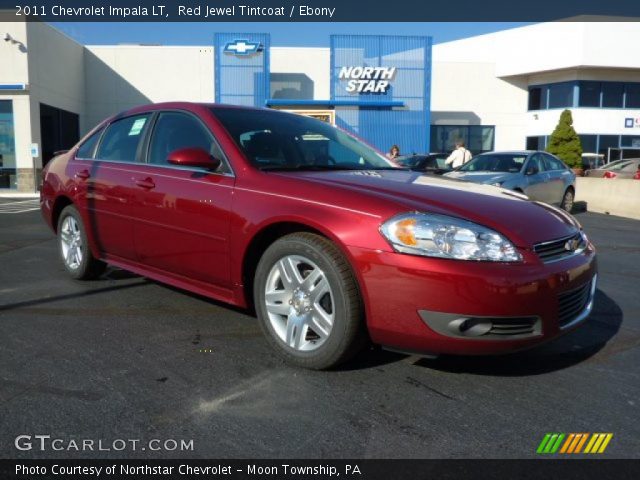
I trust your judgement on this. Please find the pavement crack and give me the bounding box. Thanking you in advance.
[404,376,456,400]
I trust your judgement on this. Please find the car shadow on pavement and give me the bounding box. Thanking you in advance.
[0,280,149,312]
[410,289,622,376]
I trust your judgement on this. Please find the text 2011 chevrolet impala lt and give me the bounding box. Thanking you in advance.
[40,103,597,369]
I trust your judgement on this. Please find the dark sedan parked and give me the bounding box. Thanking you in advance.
[41,103,597,369]
[395,153,451,174]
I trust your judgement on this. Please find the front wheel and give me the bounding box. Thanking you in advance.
[254,233,366,369]
[560,188,575,212]
[57,205,106,280]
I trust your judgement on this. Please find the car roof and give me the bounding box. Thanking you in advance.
[478,150,537,155]
[115,101,272,119]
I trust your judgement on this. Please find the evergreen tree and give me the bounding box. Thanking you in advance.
[546,109,583,168]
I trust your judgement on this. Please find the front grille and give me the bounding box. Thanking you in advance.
[557,281,592,327]
[534,232,585,263]
[488,317,539,336]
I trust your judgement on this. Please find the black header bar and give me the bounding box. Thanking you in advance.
[0,0,639,22]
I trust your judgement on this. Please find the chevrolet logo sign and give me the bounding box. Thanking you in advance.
[223,40,263,56]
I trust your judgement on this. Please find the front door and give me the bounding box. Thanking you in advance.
[132,111,234,288]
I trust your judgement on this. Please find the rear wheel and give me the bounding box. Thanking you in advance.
[560,188,575,212]
[57,205,106,280]
[254,233,366,369]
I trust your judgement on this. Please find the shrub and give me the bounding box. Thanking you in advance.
[546,109,583,168]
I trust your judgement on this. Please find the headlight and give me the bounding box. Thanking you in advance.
[380,212,522,262]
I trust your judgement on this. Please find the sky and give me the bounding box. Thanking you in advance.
[51,22,533,46]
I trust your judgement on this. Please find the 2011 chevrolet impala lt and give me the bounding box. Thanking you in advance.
[40,103,597,369]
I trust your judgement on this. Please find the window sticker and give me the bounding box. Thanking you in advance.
[128,118,147,136]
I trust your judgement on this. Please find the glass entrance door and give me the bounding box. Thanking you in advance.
[0,100,17,189]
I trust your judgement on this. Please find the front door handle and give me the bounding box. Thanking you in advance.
[135,177,156,190]
[75,169,90,180]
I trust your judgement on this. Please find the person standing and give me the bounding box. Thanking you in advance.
[445,141,472,168]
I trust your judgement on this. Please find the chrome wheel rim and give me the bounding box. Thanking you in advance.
[60,215,83,270]
[264,255,334,352]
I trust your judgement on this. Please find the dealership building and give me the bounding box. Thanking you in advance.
[1,20,639,191]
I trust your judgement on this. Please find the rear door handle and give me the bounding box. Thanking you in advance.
[75,169,90,180]
[135,177,156,190]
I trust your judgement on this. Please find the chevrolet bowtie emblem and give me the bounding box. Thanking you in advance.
[223,40,262,56]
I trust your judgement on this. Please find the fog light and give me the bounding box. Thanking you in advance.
[448,317,492,337]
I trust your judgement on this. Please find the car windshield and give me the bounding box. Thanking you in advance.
[395,156,422,167]
[458,153,527,173]
[211,108,398,171]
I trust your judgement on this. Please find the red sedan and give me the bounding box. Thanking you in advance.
[41,103,597,369]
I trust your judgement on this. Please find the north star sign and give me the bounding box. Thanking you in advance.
[338,66,397,93]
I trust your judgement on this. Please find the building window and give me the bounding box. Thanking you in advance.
[548,83,574,109]
[530,81,640,110]
[578,81,601,107]
[0,100,17,189]
[528,87,544,110]
[579,134,598,153]
[430,125,495,154]
[526,136,546,150]
[598,135,619,158]
[626,83,640,108]
[621,135,640,148]
[602,83,624,108]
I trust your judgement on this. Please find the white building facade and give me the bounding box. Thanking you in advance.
[1,20,639,191]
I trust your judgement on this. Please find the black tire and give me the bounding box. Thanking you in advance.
[57,205,106,280]
[560,187,575,212]
[254,232,367,369]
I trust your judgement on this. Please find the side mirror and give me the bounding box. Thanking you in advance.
[167,147,221,170]
[526,165,539,175]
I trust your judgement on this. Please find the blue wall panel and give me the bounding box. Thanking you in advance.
[214,33,270,107]
[330,35,432,154]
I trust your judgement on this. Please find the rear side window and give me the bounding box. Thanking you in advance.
[76,128,103,159]
[96,114,150,162]
[543,154,566,171]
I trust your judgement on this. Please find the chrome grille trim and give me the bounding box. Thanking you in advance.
[534,232,586,263]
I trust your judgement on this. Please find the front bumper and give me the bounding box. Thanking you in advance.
[347,243,597,355]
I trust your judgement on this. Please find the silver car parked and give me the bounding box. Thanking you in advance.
[444,151,576,211]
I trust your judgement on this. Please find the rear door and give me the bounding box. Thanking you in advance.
[77,114,151,260]
[543,153,571,203]
[132,110,235,288]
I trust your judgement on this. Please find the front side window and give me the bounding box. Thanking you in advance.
[527,154,547,173]
[148,112,226,171]
[96,114,150,162]
[212,108,394,171]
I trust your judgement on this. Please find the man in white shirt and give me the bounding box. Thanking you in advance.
[445,141,472,168]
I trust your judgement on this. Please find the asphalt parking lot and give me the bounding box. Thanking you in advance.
[0,199,638,459]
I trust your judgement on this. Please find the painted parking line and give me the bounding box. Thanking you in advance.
[0,200,40,214]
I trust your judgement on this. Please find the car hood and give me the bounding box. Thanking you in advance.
[273,169,578,247]
[444,171,517,184]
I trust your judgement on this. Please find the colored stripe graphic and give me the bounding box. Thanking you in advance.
[537,433,565,454]
[538,433,613,454]
[585,433,614,454]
